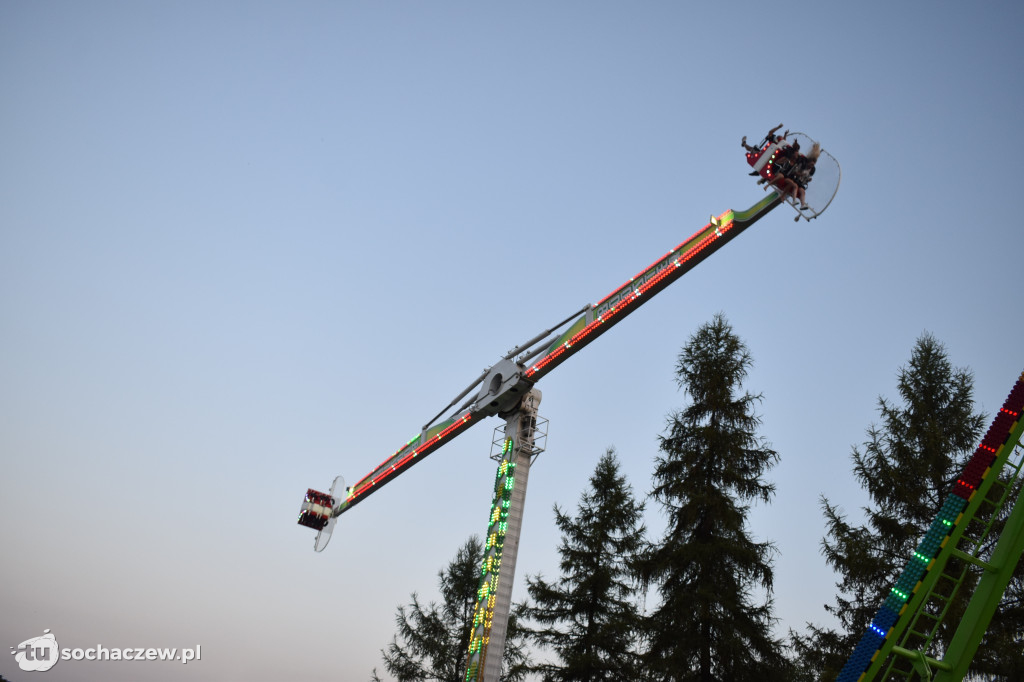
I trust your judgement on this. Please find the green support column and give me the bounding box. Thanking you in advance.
[934,447,1024,681]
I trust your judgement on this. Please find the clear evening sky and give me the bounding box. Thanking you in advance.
[2,2,1022,680]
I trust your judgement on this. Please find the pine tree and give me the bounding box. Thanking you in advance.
[373,535,529,682]
[524,448,646,681]
[792,333,990,679]
[639,313,789,682]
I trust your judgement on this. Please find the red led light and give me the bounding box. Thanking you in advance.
[527,222,735,380]
[349,412,474,501]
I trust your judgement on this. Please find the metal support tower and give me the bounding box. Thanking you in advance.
[465,389,544,682]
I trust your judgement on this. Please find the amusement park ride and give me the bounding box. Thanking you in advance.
[296,130,1024,682]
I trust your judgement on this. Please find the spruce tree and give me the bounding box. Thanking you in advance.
[524,448,646,681]
[640,313,789,682]
[792,333,991,679]
[373,535,529,682]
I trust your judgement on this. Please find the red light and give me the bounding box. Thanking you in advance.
[527,222,735,380]
[348,412,474,502]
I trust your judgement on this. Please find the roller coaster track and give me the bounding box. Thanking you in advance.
[837,372,1024,681]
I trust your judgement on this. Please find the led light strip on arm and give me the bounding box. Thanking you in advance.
[526,193,781,383]
[343,411,477,512]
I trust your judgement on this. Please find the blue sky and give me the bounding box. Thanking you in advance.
[2,2,1022,680]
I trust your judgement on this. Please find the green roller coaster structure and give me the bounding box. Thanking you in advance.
[837,372,1024,681]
